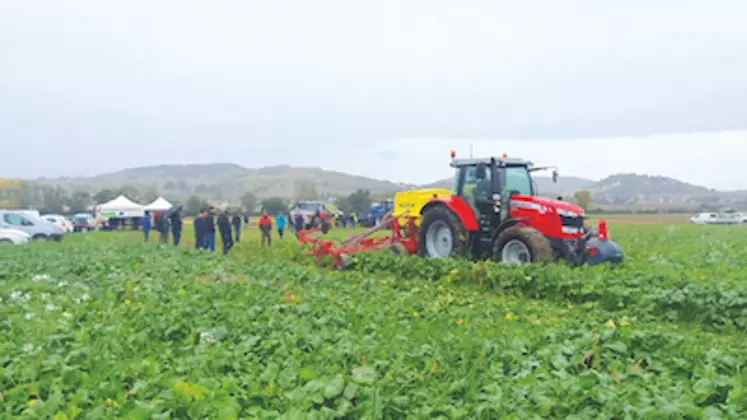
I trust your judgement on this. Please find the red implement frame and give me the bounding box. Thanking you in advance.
[297,211,419,268]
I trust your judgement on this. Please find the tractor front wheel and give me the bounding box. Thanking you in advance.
[493,226,553,264]
[418,206,467,258]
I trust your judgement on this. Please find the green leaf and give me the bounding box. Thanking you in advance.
[351,366,377,385]
[323,375,345,399]
[602,341,628,355]
[299,367,316,381]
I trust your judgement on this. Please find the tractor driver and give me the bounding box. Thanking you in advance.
[465,164,494,223]
[472,164,492,206]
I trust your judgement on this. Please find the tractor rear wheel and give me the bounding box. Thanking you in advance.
[493,226,553,264]
[418,206,467,258]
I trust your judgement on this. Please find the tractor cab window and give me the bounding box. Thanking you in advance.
[501,166,533,196]
[460,165,493,204]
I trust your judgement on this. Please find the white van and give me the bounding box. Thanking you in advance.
[0,210,66,241]
[690,212,742,225]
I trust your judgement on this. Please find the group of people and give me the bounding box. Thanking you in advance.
[194,208,288,254]
[193,207,244,254]
[141,209,183,245]
[141,206,293,254]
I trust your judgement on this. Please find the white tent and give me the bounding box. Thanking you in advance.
[96,195,145,218]
[144,196,173,212]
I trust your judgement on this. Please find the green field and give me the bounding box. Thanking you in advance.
[2,222,747,418]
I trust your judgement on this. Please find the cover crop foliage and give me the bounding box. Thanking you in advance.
[1,222,746,417]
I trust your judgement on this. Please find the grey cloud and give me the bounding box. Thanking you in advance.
[1,0,747,178]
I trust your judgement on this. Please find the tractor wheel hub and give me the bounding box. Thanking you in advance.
[425,220,452,258]
[501,239,531,264]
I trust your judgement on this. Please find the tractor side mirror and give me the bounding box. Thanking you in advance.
[476,164,487,180]
[552,169,559,183]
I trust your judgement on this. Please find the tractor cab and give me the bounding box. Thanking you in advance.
[449,154,555,245]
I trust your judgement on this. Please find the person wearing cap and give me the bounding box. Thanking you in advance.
[258,211,273,246]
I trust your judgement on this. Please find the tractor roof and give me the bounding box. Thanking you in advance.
[450,157,533,168]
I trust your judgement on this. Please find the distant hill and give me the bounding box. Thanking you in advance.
[32,164,747,210]
[586,173,745,209]
[37,163,417,202]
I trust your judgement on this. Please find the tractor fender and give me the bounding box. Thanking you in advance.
[492,217,529,239]
[420,197,479,232]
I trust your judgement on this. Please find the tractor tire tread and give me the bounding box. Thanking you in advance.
[418,206,467,258]
[493,226,553,263]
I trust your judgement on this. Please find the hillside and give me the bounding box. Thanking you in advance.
[587,173,744,209]
[31,164,747,210]
[37,163,417,202]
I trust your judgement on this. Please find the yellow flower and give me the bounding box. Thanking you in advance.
[505,313,514,321]
[124,299,132,305]
[28,399,38,407]
[412,311,419,318]
[620,320,629,327]
[457,319,465,326]
[450,268,458,276]
[468,304,474,309]
[606,320,616,328]
[437,285,445,292]
[106,398,113,406]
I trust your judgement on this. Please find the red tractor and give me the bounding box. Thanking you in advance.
[297,151,623,267]
[415,151,623,265]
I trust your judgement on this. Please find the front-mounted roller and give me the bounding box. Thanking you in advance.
[582,220,623,266]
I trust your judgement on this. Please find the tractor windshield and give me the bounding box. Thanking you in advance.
[502,165,533,196]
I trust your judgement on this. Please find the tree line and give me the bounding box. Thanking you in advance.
[0,178,387,217]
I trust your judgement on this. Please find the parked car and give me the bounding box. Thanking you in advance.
[690,212,742,225]
[0,228,30,245]
[42,214,74,232]
[0,210,65,241]
[72,213,97,232]
[289,201,328,229]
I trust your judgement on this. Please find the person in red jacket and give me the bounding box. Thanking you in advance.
[258,211,273,246]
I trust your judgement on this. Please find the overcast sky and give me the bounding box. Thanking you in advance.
[2,0,747,189]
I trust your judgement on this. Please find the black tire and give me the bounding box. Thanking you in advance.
[32,234,48,241]
[0,238,12,244]
[418,206,468,258]
[493,226,553,264]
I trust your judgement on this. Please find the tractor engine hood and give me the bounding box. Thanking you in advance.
[511,195,584,216]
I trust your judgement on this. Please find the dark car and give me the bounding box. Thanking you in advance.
[72,214,96,232]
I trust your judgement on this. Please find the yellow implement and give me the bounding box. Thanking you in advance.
[393,188,452,226]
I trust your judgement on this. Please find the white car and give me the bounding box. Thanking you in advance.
[690,212,742,225]
[0,228,31,244]
[42,214,74,232]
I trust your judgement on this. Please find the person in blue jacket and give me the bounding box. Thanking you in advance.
[141,211,152,242]
[276,213,287,239]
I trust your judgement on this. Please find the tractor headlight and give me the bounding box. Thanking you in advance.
[562,226,582,234]
[557,209,581,218]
